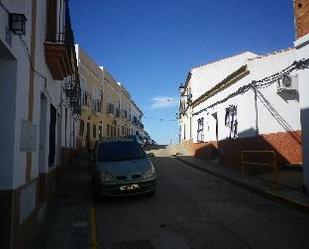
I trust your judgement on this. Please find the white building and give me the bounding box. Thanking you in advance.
[0,1,80,248]
[179,49,303,170]
[179,52,257,147]
[294,0,309,191]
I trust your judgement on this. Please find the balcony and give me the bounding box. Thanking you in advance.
[107,103,115,116]
[115,108,120,118]
[64,78,81,115]
[44,0,75,80]
[122,110,128,119]
[81,90,92,109]
[92,99,102,114]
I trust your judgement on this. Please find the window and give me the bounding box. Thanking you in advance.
[197,118,204,132]
[197,118,204,142]
[79,120,84,136]
[225,105,238,139]
[93,124,96,138]
[122,126,124,135]
[80,76,86,90]
[93,86,99,100]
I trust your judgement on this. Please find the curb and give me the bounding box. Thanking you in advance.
[176,156,309,214]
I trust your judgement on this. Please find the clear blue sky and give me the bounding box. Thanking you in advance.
[70,0,295,145]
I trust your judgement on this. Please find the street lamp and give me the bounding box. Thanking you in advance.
[178,83,185,94]
[178,83,192,98]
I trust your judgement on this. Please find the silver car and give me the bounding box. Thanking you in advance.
[92,139,156,198]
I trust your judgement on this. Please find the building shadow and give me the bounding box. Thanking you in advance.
[256,89,301,146]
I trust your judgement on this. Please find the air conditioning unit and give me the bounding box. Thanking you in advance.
[277,74,298,92]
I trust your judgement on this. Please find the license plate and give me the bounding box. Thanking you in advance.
[119,184,140,191]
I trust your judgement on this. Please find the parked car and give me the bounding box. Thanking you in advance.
[92,139,156,198]
[124,135,144,147]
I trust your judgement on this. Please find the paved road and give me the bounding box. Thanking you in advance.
[95,146,309,249]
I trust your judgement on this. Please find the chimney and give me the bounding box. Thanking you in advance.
[294,0,309,38]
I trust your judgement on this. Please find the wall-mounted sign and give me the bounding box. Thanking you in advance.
[20,120,37,151]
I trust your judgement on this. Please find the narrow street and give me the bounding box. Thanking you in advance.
[95,146,309,249]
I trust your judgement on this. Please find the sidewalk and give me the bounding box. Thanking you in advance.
[33,151,93,249]
[177,155,309,213]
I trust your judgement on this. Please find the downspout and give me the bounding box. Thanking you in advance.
[26,0,37,182]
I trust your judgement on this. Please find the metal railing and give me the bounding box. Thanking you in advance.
[107,103,115,114]
[92,99,102,113]
[81,90,92,108]
[241,150,278,187]
[115,108,120,117]
[122,110,128,119]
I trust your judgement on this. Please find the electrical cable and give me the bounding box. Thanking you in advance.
[189,59,309,116]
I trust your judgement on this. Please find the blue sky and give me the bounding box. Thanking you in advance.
[70,0,295,145]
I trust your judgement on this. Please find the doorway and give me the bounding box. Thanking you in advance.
[48,105,57,166]
[39,94,47,172]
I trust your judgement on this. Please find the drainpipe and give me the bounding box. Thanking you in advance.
[253,81,259,151]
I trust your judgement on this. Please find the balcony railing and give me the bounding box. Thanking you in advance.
[64,77,81,114]
[122,110,128,119]
[107,103,115,115]
[92,99,102,113]
[115,108,120,117]
[44,0,76,80]
[81,90,92,108]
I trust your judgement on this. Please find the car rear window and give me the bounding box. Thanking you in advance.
[98,141,145,161]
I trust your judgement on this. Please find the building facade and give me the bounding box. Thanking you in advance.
[294,0,309,190]
[130,100,145,137]
[179,49,303,169]
[75,44,104,150]
[75,47,146,147]
[0,0,80,248]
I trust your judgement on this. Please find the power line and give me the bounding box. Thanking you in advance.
[143,116,177,122]
[191,59,309,116]
[0,1,10,14]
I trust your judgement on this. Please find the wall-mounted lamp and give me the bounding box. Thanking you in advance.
[9,13,27,35]
[178,83,185,94]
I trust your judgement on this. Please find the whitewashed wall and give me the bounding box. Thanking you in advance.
[247,49,300,135]
[192,73,255,143]
[0,0,76,189]
[0,0,33,190]
[180,52,257,143]
[184,49,300,145]
[190,52,257,102]
[294,34,309,190]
